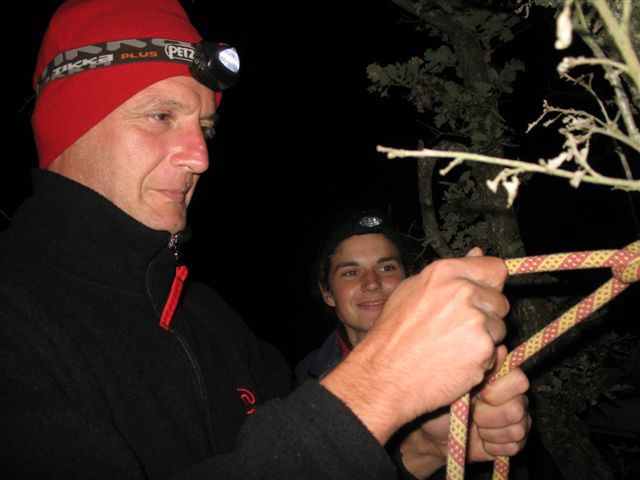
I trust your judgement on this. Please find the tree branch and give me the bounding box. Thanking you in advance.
[377,145,640,191]
[388,0,456,35]
[573,4,640,145]
[589,0,640,100]
[417,157,455,259]
[558,56,629,75]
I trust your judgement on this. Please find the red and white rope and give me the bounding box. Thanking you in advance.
[445,240,640,480]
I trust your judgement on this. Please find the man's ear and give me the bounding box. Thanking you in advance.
[318,282,336,307]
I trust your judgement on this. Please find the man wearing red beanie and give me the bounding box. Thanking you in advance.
[0,1,529,478]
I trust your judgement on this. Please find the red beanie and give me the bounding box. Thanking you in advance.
[32,0,209,169]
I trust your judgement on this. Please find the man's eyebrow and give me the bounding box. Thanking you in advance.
[127,96,217,121]
[202,113,219,124]
[332,255,401,274]
[333,261,359,273]
[130,96,189,112]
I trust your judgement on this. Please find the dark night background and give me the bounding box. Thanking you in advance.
[5,1,638,374]
[3,2,640,478]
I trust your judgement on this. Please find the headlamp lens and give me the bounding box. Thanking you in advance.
[190,41,240,92]
[219,47,240,74]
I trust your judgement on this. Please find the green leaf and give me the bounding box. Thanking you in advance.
[473,81,493,95]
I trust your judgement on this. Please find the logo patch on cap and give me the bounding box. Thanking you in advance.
[358,216,383,228]
[165,44,195,61]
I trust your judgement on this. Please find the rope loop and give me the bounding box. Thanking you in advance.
[445,239,639,480]
[611,240,640,283]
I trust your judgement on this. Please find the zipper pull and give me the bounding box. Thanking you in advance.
[168,233,180,261]
[159,265,189,330]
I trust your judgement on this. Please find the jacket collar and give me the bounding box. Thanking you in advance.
[10,170,185,299]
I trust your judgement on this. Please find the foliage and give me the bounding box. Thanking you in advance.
[378,0,640,204]
[370,0,640,477]
[439,170,490,253]
[368,4,524,153]
[370,0,531,262]
[536,332,639,411]
[535,330,640,478]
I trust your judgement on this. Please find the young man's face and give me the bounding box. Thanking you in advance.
[321,233,406,346]
[49,76,217,233]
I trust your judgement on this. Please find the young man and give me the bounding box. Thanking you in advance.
[297,211,531,477]
[296,211,410,382]
[0,1,529,478]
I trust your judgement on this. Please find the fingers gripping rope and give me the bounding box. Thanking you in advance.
[445,240,639,480]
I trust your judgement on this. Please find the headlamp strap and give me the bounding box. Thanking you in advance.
[37,38,199,94]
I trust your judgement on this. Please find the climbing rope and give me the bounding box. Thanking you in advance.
[445,240,640,480]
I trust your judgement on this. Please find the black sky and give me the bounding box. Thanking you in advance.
[6,2,639,365]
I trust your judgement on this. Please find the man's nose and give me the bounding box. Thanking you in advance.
[171,125,209,174]
[362,270,382,292]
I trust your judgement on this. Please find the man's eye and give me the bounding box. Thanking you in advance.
[151,113,171,122]
[341,270,358,277]
[202,125,216,140]
[380,264,397,272]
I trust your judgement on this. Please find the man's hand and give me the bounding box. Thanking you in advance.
[398,345,531,479]
[469,345,531,460]
[321,252,510,443]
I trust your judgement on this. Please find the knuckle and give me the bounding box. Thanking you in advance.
[483,441,506,457]
[492,317,507,343]
[513,371,530,395]
[455,280,477,300]
[472,368,486,385]
[516,423,529,443]
[500,295,511,316]
[506,422,528,443]
[485,439,523,457]
[502,442,522,457]
[428,259,453,279]
[507,400,528,424]
[477,335,495,358]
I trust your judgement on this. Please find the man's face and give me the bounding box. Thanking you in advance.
[49,76,216,233]
[321,233,406,346]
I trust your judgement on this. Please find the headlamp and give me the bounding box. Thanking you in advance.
[190,41,240,91]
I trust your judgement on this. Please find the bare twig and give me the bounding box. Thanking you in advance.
[590,0,640,99]
[377,145,640,191]
[558,56,629,75]
[573,6,640,145]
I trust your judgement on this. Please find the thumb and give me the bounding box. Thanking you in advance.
[464,246,509,291]
[466,246,484,257]
[476,345,508,403]
[482,344,506,380]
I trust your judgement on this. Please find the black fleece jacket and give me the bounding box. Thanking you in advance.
[0,171,398,479]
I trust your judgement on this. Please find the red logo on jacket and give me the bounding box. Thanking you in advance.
[236,387,256,415]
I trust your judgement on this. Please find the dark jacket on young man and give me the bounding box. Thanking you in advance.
[0,170,399,479]
[294,325,352,385]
